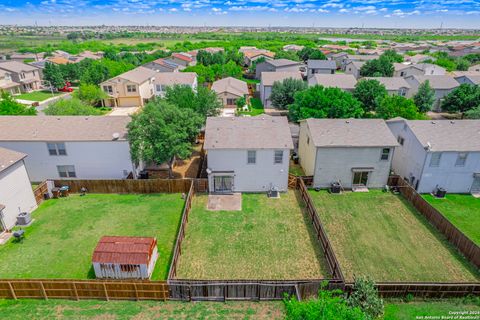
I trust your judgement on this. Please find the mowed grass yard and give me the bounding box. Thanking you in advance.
[308,190,480,282]
[15,90,64,102]
[0,194,184,280]
[176,191,328,279]
[423,194,480,245]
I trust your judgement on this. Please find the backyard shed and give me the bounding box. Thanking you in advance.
[92,236,158,279]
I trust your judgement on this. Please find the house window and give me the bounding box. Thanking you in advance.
[380,148,390,161]
[57,165,76,178]
[47,142,67,156]
[429,152,442,167]
[400,71,405,77]
[126,85,137,93]
[274,150,283,164]
[20,73,25,79]
[398,88,407,96]
[227,98,237,105]
[397,136,405,146]
[455,153,467,167]
[247,150,256,164]
[103,85,113,94]
[33,71,36,76]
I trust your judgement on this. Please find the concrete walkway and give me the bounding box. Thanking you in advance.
[207,194,242,211]
[108,107,140,116]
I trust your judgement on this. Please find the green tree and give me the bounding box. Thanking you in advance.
[43,62,65,88]
[413,80,436,113]
[0,92,37,115]
[465,106,480,119]
[183,64,215,84]
[346,277,384,319]
[73,83,107,106]
[353,79,388,112]
[270,78,307,110]
[220,61,243,79]
[360,56,394,77]
[456,59,470,71]
[165,85,221,120]
[381,49,404,63]
[43,98,104,115]
[235,96,247,109]
[289,86,364,122]
[298,47,326,62]
[248,57,266,73]
[376,95,423,120]
[441,84,480,115]
[127,101,202,178]
[274,50,300,61]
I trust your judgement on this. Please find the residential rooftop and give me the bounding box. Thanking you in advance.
[260,71,302,86]
[0,116,130,142]
[265,59,301,67]
[305,118,399,148]
[211,77,248,97]
[108,66,157,84]
[363,77,410,90]
[0,61,39,73]
[406,75,460,89]
[387,119,480,152]
[92,236,156,265]
[309,74,357,90]
[205,115,294,150]
[0,147,26,174]
[307,60,336,69]
[154,72,197,86]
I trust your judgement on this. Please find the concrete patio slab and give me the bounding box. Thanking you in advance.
[207,193,242,211]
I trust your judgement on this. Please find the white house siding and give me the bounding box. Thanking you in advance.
[298,121,317,176]
[0,161,37,230]
[313,147,393,189]
[207,148,290,192]
[387,121,427,188]
[0,141,137,181]
[260,84,273,108]
[418,152,480,194]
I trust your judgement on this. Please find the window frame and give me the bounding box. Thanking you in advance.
[57,165,76,178]
[103,85,113,95]
[126,84,137,93]
[247,150,256,165]
[47,142,67,156]
[274,150,283,164]
[455,152,468,167]
[380,148,390,161]
[397,136,405,146]
[429,152,442,167]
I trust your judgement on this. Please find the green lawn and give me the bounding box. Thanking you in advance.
[176,191,328,279]
[238,98,264,116]
[308,190,479,282]
[241,76,260,85]
[15,90,64,102]
[0,299,285,320]
[289,161,305,176]
[0,193,184,280]
[384,298,480,320]
[423,194,480,245]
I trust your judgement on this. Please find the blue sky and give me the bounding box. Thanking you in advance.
[1,0,479,28]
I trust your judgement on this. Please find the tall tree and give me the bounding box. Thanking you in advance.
[289,86,364,122]
[381,49,404,63]
[43,62,65,88]
[376,95,423,120]
[298,47,326,62]
[360,56,394,77]
[413,80,436,113]
[353,79,388,113]
[0,92,37,115]
[270,78,307,110]
[441,84,480,116]
[465,106,480,119]
[127,101,202,178]
[73,83,107,106]
[165,85,221,120]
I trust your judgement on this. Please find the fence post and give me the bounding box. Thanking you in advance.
[103,283,109,301]
[134,283,139,301]
[39,281,48,300]
[72,282,79,301]
[7,281,16,300]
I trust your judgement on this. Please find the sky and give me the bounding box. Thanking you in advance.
[0,0,480,29]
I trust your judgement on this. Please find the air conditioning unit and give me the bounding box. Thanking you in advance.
[434,187,447,198]
[17,212,32,226]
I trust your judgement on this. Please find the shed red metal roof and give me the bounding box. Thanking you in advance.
[92,236,157,265]
[172,53,193,62]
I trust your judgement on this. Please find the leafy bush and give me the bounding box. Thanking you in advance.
[284,287,366,320]
[346,277,384,319]
[0,92,37,115]
[270,78,307,110]
[73,83,107,106]
[376,95,424,120]
[44,98,105,115]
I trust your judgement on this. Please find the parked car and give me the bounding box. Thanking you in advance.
[58,81,73,92]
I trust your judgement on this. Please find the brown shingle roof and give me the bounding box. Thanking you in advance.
[92,236,157,265]
[211,77,248,97]
[0,147,26,174]
[0,116,130,142]
[205,115,293,150]
[305,118,398,148]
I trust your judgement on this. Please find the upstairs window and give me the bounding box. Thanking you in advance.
[274,150,283,164]
[397,136,405,146]
[47,142,66,156]
[126,85,137,93]
[430,152,442,167]
[380,148,390,161]
[103,85,113,94]
[57,165,76,178]
[247,150,256,164]
[455,153,467,167]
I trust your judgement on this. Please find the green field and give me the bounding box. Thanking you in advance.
[384,298,480,320]
[308,190,479,282]
[176,191,328,279]
[423,194,480,245]
[0,194,184,280]
[15,91,64,102]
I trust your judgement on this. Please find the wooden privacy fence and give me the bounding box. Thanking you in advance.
[53,178,208,194]
[297,178,345,281]
[168,181,195,280]
[168,279,344,301]
[32,181,48,205]
[389,176,480,269]
[0,279,168,301]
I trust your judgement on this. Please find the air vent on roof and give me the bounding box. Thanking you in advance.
[112,132,120,140]
[450,121,455,124]
[345,120,350,124]
[431,121,436,124]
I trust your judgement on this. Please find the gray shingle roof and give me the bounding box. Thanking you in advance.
[205,115,293,150]
[305,118,399,148]
[0,147,26,174]
[363,77,410,90]
[266,59,301,67]
[309,74,357,90]
[307,60,336,69]
[114,66,157,84]
[211,77,248,97]
[0,61,39,73]
[388,119,480,152]
[0,116,130,141]
[260,71,303,86]
[154,72,197,86]
[408,75,460,89]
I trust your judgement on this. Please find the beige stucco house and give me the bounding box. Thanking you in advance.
[100,67,157,108]
[0,61,42,92]
[211,77,249,108]
[0,69,21,95]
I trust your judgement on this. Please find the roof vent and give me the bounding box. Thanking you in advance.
[345,120,350,124]
[431,121,436,124]
[112,132,120,140]
[450,120,455,124]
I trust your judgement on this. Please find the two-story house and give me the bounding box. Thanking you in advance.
[0,116,142,182]
[255,59,303,79]
[404,75,460,111]
[307,74,357,92]
[387,118,480,194]
[298,119,398,190]
[306,60,336,78]
[204,115,293,193]
[259,71,303,108]
[0,69,21,95]
[0,61,41,92]
[100,66,157,108]
[154,72,197,97]
[393,63,446,78]
[363,77,411,96]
